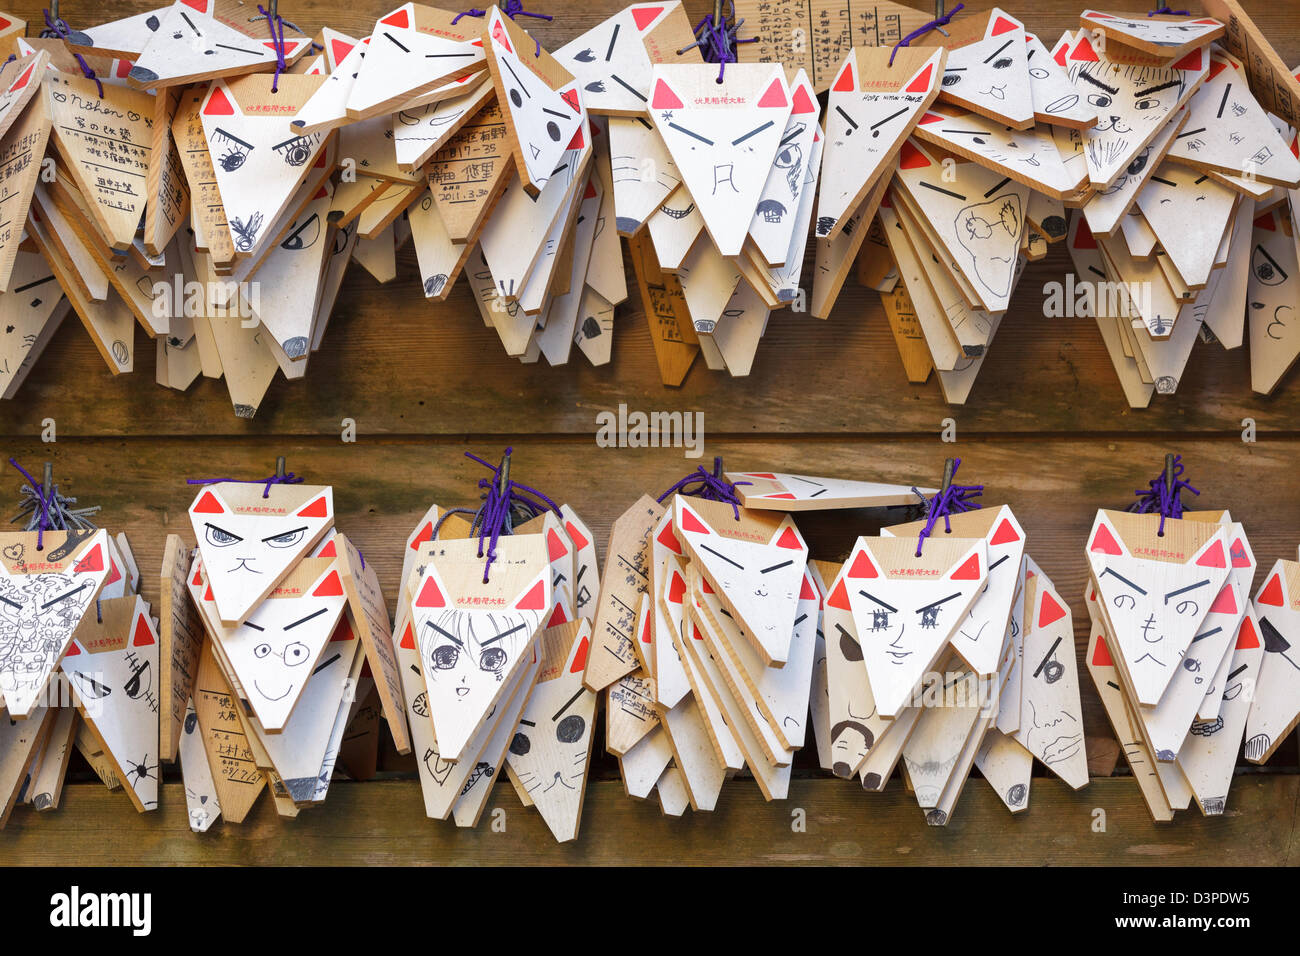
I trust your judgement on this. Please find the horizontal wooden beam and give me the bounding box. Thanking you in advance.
[4,776,1296,865]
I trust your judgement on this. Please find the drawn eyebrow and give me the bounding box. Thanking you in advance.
[609,74,646,101]
[1190,625,1222,644]
[1226,663,1248,682]
[541,107,570,119]
[1100,567,1147,595]
[551,687,584,721]
[988,554,1010,573]
[732,120,774,145]
[835,105,859,130]
[205,522,243,541]
[271,136,313,153]
[1078,72,1119,96]
[179,10,200,34]
[871,107,909,130]
[519,719,536,727]
[794,612,809,626]
[668,122,714,145]
[426,621,462,647]
[699,543,742,569]
[285,607,329,630]
[919,181,967,200]
[604,23,620,60]
[858,590,897,613]
[1216,83,1231,118]
[834,623,854,643]
[212,128,254,151]
[479,622,527,646]
[984,176,1011,198]
[1164,579,1209,603]
[918,592,963,613]
[41,581,90,610]
[0,594,21,610]
[983,39,1014,64]
[1176,125,1207,139]
[1033,635,1063,677]
[214,43,260,55]
[761,559,793,574]
[312,652,341,676]
[501,57,529,97]
[1135,79,1180,97]
[261,525,307,542]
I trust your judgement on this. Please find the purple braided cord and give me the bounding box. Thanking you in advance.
[657,456,749,521]
[1148,6,1191,16]
[452,0,551,56]
[685,1,757,82]
[186,471,305,499]
[1126,454,1199,537]
[42,10,103,97]
[462,449,561,583]
[9,458,51,550]
[890,2,963,67]
[914,458,983,557]
[258,5,288,93]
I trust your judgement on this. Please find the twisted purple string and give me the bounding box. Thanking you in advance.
[684,1,757,83]
[890,1,963,67]
[42,10,103,97]
[186,471,305,499]
[914,458,982,557]
[1126,454,1199,536]
[9,458,51,550]
[258,5,288,93]
[452,0,550,56]
[438,449,561,583]
[657,457,749,521]
[1148,6,1191,16]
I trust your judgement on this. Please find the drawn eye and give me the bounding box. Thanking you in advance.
[919,607,940,628]
[283,641,310,665]
[1087,93,1111,108]
[210,127,253,172]
[1042,658,1064,684]
[432,645,459,670]
[479,647,507,672]
[205,524,242,547]
[1134,97,1160,110]
[509,732,530,755]
[254,642,272,659]
[281,213,320,251]
[870,610,890,631]
[1029,67,1048,79]
[942,71,962,87]
[1174,600,1199,616]
[1113,594,1136,610]
[992,57,1011,69]
[263,529,305,549]
[1252,246,1287,285]
[274,134,316,167]
[556,714,585,743]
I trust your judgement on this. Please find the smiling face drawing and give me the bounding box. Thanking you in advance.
[215,562,348,729]
[189,484,334,625]
[1088,513,1230,706]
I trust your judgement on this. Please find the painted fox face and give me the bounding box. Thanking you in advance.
[0,530,110,715]
[506,621,595,842]
[410,549,550,762]
[841,535,987,718]
[1087,510,1229,706]
[189,483,334,625]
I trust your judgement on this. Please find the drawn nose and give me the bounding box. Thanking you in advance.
[1110,115,1121,124]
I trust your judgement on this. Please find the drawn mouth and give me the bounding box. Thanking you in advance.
[887,650,911,664]
[1134,653,1164,667]
[544,772,576,792]
[658,203,695,219]
[253,680,292,702]
[455,686,470,698]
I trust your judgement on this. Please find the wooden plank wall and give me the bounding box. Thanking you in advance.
[1,0,1297,865]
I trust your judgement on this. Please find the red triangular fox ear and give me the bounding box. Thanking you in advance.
[950,551,982,581]
[547,528,569,561]
[313,570,344,597]
[415,572,446,608]
[847,549,877,579]
[133,613,156,647]
[1209,584,1237,615]
[827,577,851,610]
[1089,517,1124,556]
[400,622,416,650]
[514,574,547,611]
[1258,572,1285,607]
[1193,536,1226,569]
[832,56,855,93]
[677,502,709,535]
[774,525,804,550]
[569,631,590,672]
[203,84,235,116]
[656,521,682,554]
[903,59,936,94]
[74,544,104,574]
[491,12,512,54]
[297,496,330,518]
[192,489,226,514]
[651,77,684,110]
[1038,590,1067,628]
[1092,634,1113,666]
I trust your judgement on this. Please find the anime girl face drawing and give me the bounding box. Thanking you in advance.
[411,561,549,761]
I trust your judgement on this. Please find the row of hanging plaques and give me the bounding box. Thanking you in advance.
[0,0,1296,409]
[2,455,1297,839]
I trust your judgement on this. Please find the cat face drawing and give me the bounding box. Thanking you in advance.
[188,482,334,626]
